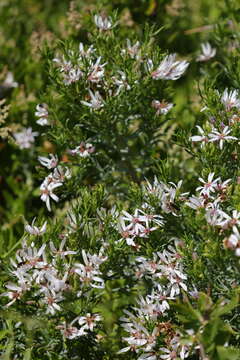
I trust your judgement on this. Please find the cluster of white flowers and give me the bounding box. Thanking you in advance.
[39,155,71,211]
[118,243,190,359]
[186,173,240,256]
[118,208,164,247]
[142,178,188,216]
[190,124,238,150]
[1,238,76,313]
[191,88,240,149]
[73,249,107,289]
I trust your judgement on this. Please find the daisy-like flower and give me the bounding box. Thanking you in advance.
[50,238,77,258]
[196,42,216,62]
[218,210,240,230]
[1,281,28,307]
[25,218,47,236]
[208,126,237,150]
[52,166,71,182]
[78,313,102,331]
[151,54,189,81]
[112,71,131,95]
[94,14,115,31]
[57,320,87,339]
[38,154,58,169]
[40,176,63,211]
[39,287,63,315]
[35,104,49,126]
[189,125,209,148]
[63,68,82,85]
[79,42,95,59]
[151,100,173,115]
[185,195,205,210]
[81,90,104,110]
[68,142,95,157]
[220,89,240,110]
[53,55,72,73]
[14,128,38,149]
[121,39,141,60]
[197,173,220,197]
[87,57,106,83]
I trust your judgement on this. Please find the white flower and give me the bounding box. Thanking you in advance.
[40,175,63,211]
[14,128,38,149]
[79,43,95,58]
[151,54,189,81]
[189,125,209,147]
[52,166,71,182]
[73,249,107,289]
[197,173,220,197]
[1,72,18,89]
[38,154,58,169]
[77,313,102,331]
[68,142,95,157]
[25,218,47,236]
[39,288,63,315]
[185,195,205,210]
[228,227,240,249]
[217,210,240,230]
[57,320,87,339]
[94,14,115,30]
[121,39,141,60]
[81,90,104,110]
[50,238,77,258]
[87,57,106,83]
[35,104,49,126]
[221,89,240,110]
[208,126,237,150]
[112,71,131,95]
[151,100,173,115]
[196,42,216,62]
[63,68,82,85]
[1,281,28,307]
[205,201,225,226]
[53,55,72,73]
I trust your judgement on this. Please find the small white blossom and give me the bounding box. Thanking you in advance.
[221,88,240,110]
[94,14,115,31]
[63,68,82,85]
[68,142,95,157]
[196,42,216,62]
[14,128,38,149]
[1,72,18,89]
[35,104,49,126]
[151,100,173,115]
[197,173,220,197]
[87,57,106,83]
[38,154,58,169]
[25,218,47,236]
[40,175,63,211]
[189,125,209,147]
[78,313,102,331]
[151,54,189,81]
[208,126,237,150]
[81,90,104,110]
